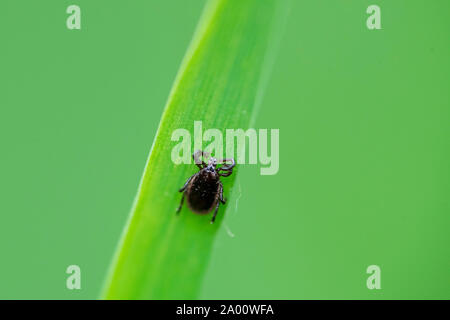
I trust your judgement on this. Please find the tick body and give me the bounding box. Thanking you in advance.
[177,150,235,223]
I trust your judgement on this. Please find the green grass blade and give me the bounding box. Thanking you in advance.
[102,0,289,299]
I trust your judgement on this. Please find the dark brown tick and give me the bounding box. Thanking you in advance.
[177,150,235,223]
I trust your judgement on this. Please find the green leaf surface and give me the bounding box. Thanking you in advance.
[102,0,288,299]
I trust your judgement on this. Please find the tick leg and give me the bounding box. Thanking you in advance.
[219,182,225,204]
[219,170,232,177]
[219,158,235,171]
[179,174,196,192]
[211,201,220,224]
[193,150,208,170]
[176,192,185,215]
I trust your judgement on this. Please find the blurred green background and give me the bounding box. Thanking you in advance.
[1,0,449,299]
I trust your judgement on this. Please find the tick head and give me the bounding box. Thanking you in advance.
[206,157,218,172]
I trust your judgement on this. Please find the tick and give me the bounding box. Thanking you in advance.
[177,150,235,223]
